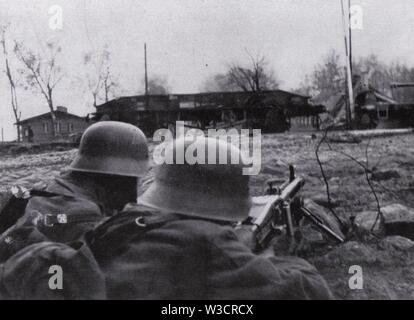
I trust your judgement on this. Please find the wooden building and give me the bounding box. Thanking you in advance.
[16,106,88,143]
[313,74,414,129]
[92,90,325,135]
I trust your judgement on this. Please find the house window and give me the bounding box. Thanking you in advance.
[378,105,389,119]
[54,121,61,133]
[67,122,74,132]
[43,122,49,134]
[24,128,29,137]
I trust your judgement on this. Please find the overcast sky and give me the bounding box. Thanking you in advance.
[1,0,414,140]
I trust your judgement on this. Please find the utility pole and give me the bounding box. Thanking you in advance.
[341,0,354,129]
[348,0,353,75]
[144,43,149,106]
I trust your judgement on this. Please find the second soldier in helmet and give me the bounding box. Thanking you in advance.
[100,136,334,300]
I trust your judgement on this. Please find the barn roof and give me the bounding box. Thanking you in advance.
[102,89,309,100]
[15,110,85,125]
[96,90,312,111]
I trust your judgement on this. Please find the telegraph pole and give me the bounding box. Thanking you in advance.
[348,0,353,75]
[144,43,149,108]
[341,0,354,129]
[144,43,148,95]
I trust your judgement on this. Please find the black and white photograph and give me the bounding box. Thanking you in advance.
[0,0,414,305]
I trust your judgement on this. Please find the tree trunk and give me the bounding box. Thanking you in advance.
[16,125,21,142]
[1,31,21,142]
[93,93,97,107]
[47,94,57,137]
[104,75,110,102]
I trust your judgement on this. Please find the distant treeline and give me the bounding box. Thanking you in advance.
[296,49,414,103]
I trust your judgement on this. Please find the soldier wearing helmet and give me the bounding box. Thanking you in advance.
[12,121,149,243]
[102,136,334,300]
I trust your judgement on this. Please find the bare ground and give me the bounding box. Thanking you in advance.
[1,132,414,299]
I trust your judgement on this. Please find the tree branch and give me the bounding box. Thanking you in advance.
[314,125,345,228]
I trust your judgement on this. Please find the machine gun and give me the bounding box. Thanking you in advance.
[245,166,345,251]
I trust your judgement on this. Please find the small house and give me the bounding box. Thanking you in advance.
[16,106,88,143]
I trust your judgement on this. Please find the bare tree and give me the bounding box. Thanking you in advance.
[14,41,63,137]
[83,46,118,106]
[301,50,345,98]
[353,55,391,93]
[227,54,279,92]
[228,54,279,92]
[203,53,279,92]
[102,66,117,102]
[0,25,21,141]
[299,51,414,101]
[354,55,414,101]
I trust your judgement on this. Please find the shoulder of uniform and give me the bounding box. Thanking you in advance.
[120,205,238,243]
[122,202,157,213]
[165,218,238,243]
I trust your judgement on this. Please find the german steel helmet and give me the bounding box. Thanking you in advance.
[139,137,252,222]
[70,121,149,177]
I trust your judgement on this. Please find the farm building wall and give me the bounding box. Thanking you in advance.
[289,115,320,131]
[19,113,88,143]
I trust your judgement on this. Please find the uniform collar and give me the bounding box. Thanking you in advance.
[47,176,108,215]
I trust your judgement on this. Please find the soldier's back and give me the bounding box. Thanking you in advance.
[102,217,334,300]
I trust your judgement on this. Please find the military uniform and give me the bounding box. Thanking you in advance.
[99,137,335,300]
[21,176,106,243]
[102,217,334,300]
[0,121,150,300]
[3,121,149,245]
[0,176,109,299]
